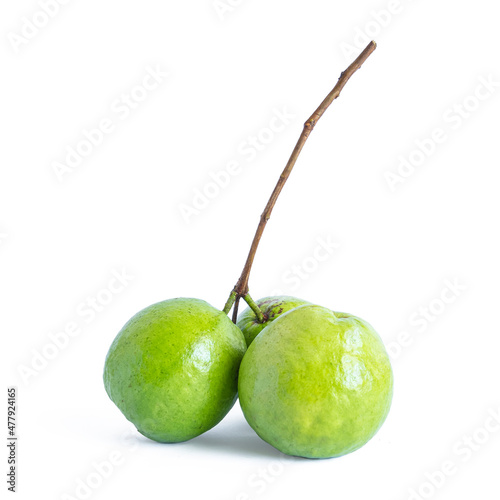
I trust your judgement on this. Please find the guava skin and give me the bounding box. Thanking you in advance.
[236,295,310,346]
[238,304,393,459]
[104,298,247,443]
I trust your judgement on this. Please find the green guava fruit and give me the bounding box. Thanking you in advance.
[238,304,393,459]
[237,295,310,346]
[103,298,246,443]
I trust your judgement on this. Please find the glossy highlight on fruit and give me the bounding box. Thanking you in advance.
[238,304,393,459]
[104,298,247,443]
[237,295,310,346]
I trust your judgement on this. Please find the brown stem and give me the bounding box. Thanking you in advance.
[231,296,240,324]
[228,41,377,321]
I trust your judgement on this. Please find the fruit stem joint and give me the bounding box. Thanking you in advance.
[242,294,266,324]
[222,291,266,324]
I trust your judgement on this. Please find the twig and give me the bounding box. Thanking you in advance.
[225,40,377,322]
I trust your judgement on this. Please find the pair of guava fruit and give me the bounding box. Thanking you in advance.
[103,295,393,459]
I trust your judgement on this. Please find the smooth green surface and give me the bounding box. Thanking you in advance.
[238,304,393,459]
[237,295,310,346]
[104,298,247,443]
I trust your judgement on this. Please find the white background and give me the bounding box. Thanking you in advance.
[2,1,500,499]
